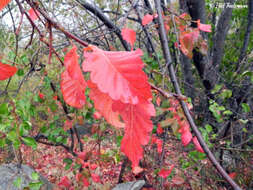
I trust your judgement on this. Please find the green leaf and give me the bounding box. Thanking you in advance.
[0,103,8,115]
[116,136,123,147]
[17,69,24,76]
[13,140,21,149]
[29,181,43,190]
[242,128,248,133]
[239,119,248,124]
[49,102,57,112]
[223,110,233,115]
[56,136,63,143]
[205,124,213,133]
[241,103,250,113]
[22,137,37,149]
[63,158,73,165]
[219,89,232,99]
[22,121,32,131]
[7,130,18,142]
[31,172,40,180]
[211,84,222,94]
[0,138,5,148]
[21,54,29,63]
[13,177,22,188]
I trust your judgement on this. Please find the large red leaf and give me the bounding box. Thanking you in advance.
[0,0,11,11]
[60,46,87,108]
[121,28,136,49]
[88,81,125,128]
[83,45,152,104]
[0,62,17,80]
[112,100,155,168]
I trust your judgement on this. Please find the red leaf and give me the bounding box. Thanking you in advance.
[58,176,71,188]
[158,165,175,179]
[28,8,39,21]
[142,14,154,26]
[156,138,163,154]
[0,62,17,80]
[179,29,199,59]
[83,45,152,104]
[178,120,190,134]
[197,19,211,32]
[151,135,158,144]
[53,95,58,100]
[77,151,86,160]
[38,92,44,100]
[91,173,101,183]
[228,172,236,179]
[63,119,73,131]
[121,28,136,49]
[179,33,193,58]
[93,111,102,120]
[61,46,87,108]
[113,100,155,168]
[157,123,163,134]
[181,131,192,146]
[75,173,82,182]
[82,177,90,187]
[88,81,125,128]
[89,163,98,170]
[193,136,204,153]
[0,0,11,11]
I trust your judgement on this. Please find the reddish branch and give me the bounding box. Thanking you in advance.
[154,0,242,189]
[25,0,88,47]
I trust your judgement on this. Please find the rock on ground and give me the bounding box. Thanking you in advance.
[112,180,145,190]
[0,163,53,190]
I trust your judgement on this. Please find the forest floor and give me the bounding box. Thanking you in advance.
[1,123,250,190]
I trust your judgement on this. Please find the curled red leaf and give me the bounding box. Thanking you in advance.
[197,19,211,32]
[193,136,204,153]
[61,45,87,108]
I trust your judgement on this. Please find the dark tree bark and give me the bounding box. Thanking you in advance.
[212,0,235,70]
[237,0,253,69]
[179,0,195,101]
